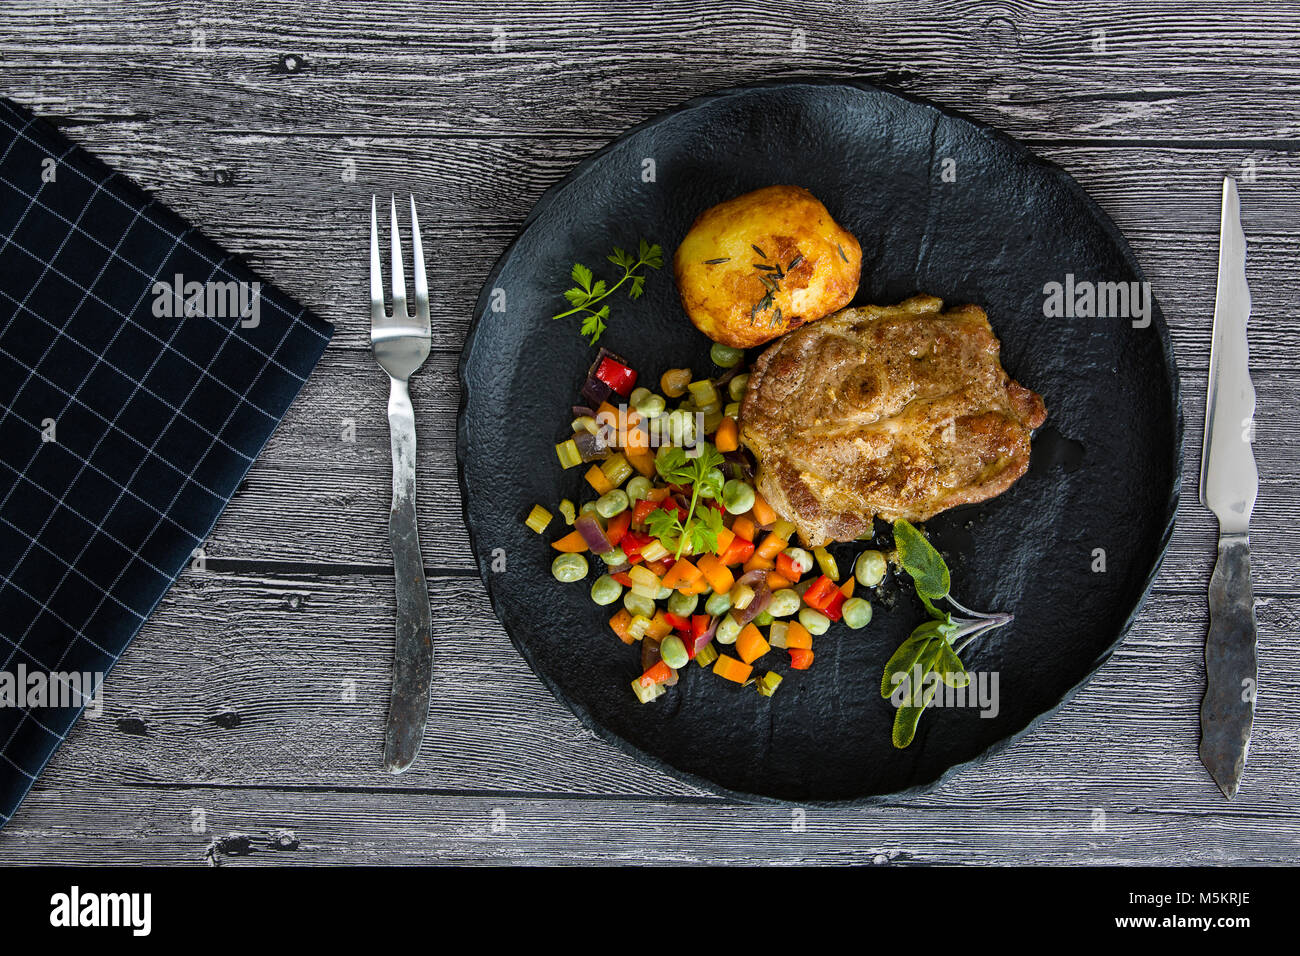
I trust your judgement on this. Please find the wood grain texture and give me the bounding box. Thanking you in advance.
[1,0,1298,865]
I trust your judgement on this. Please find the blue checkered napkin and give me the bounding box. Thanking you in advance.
[0,98,333,826]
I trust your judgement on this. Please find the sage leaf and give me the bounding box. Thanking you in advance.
[894,519,950,605]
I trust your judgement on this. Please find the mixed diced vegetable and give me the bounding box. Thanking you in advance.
[526,348,887,703]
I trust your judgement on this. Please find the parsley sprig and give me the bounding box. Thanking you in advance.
[881,519,1012,748]
[645,443,726,560]
[552,239,663,344]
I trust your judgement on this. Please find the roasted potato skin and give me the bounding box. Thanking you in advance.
[674,185,862,349]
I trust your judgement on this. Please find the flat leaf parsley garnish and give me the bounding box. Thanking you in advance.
[646,442,726,560]
[881,519,1013,748]
[552,239,663,344]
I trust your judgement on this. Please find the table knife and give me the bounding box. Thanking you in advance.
[1198,176,1258,799]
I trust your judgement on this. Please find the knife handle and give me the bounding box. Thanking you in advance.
[1199,533,1257,798]
[383,376,433,773]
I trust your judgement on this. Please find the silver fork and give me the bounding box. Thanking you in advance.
[370,195,434,774]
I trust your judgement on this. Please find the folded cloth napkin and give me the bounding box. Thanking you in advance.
[0,98,333,826]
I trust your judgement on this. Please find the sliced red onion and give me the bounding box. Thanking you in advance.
[580,376,613,407]
[572,404,596,419]
[641,636,661,672]
[573,429,610,462]
[734,568,768,590]
[664,668,679,687]
[574,514,613,554]
[732,585,772,626]
[686,616,718,658]
[604,559,631,576]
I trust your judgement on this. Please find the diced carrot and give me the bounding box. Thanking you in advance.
[639,660,672,687]
[714,416,739,452]
[755,531,788,562]
[678,575,710,596]
[743,554,775,574]
[645,486,671,502]
[750,492,778,527]
[626,447,656,478]
[731,515,756,542]
[713,655,754,684]
[645,610,673,640]
[721,534,755,566]
[785,621,813,650]
[775,550,803,582]
[736,623,770,664]
[839,576,856,598]
[645,558,672,578]
[788,647,814,670]
[609,609,635,644]
[585,465,614,495]
[552,530,590,552]
[696,553,735,595]
[766,571,793,591]
[661,558,702,590]
[713,526,735,559]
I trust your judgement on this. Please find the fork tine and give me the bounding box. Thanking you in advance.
[369,195,385,324]
[409,195,430,330]
[390,194,408,319]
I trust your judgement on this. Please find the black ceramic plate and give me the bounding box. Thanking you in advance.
[457,80,1181,803]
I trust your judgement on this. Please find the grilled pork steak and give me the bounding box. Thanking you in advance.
[740,295,1047,544]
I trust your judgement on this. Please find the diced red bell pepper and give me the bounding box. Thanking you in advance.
[719,534,755,566]
[639,660,672,687]
[621,530,652,562]
[820,588,846,622]
[605,510,631,547]
[611,571,635,587]
[803,574,839,612]
[788,647,814,670]
[632,498,658,524]
[775,550,804,582]
[594,356,638,397]
[663,612,692,633]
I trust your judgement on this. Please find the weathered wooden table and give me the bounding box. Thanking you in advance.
[0,0,1296,865]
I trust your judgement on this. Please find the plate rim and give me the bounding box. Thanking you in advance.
[456,76,1185,805]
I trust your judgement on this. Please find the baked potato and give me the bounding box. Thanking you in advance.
[674,185,862,349]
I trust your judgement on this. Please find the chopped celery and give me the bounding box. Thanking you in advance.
[723,401,741,419]
[772,519,796,540]
[559,498,576,525]
[756,671,784,697]
[731,584,755,610]
[688,380,718,408]
[628,565,661,590]
[556,438,582,469]
[694,642,719,667]
[572,415,598,434]
[632,678,666,703]
[601,453,633,487]
[768,620,789,649]
[525,505,552,534]
[813,546,839,580]
[639,539,670,563]
[627,614,652,641]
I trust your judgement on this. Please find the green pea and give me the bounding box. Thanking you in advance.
[768,589,801,617]
[754,610,774,627]
[590,575,623,606]
[841,597,873,629]
[633,391,666,419]
[668,590,699,617]
[798,607,831,635]
[722,479,755,515]
[626,476,653,502]
[656,585,673,601]
[629,386,652,407]
[710,343,744,368]
[715,614,741,645]
[659,635,689,669]
[580,501,600,517]
[551,553,588,583]
[624,592,656,618]
[595,489,629,518]
[665,409,696,445]
[600,549,627,566]
[855,550,888,588]
[728,373,750,402]
[704,591,732,617]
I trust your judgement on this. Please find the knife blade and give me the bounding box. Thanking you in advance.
[1197,176,1258,799]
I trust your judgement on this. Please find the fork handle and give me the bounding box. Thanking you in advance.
[382,375,433,773]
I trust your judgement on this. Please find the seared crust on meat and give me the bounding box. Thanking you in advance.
[739,295,1047,544]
